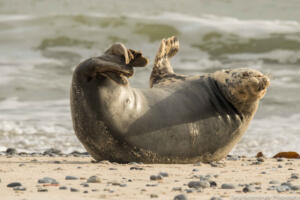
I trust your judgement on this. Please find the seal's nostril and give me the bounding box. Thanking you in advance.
[242,72,249,77]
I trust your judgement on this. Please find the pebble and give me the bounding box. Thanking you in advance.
[87,176,101,183]
[172,187,182,191]
[7,182,22,188]
[159,172,169,177]
[188,180,210,189]
[277,158,284,162]
[174,194,188,200]
[257,157,264,162]
[13,186,26,191]
[290,185,300,191]
[276,185,290,193]
[83,190,88,193]
[291,173,299,179]
[43,148,61,155]
[18,163,25,167]
[194,162,202,166]
[70,187,79,192]
[59,186,68,190]
[243,185,255,193]
[269,180,280,184]
[65,176,78,180]
[226,155,240,161]
[150,194,158,198]
[38,177,58,184]
[6,148,17,155]
[150,175,162,181]
[209,181,217,187]
[109,168,117,170]
[130,166,143,170]
[37,188,48,192]
[278,165,283,168]
[185,189,193,193]
[210,197,222,200]
[146,184,157,187]
[221,183,236,189]
[80,183,89,187]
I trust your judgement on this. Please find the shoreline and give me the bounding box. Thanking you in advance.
[0,153,299,200]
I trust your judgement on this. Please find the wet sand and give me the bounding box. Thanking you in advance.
[0,155,300,200]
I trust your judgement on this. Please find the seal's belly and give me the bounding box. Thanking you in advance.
[126,111,242,157]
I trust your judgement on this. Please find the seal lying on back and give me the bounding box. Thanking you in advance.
[70,36,270,163]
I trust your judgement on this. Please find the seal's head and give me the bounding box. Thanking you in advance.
[212,68,270,114]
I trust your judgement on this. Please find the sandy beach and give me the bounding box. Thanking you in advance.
[1,153,300,200]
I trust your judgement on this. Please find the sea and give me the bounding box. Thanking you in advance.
[0,0,300,157]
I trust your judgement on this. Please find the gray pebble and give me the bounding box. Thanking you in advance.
[7,182,22,188]
[80,183,89,187]
[43,148,61,155]
[65,176,78,180]
[83,190,88,193]
[130,166,143,170]
[87,176,101,183]
[13,186,26,191]
[269,180,280,184]
[18,163,25,167]
[193,162,202,166]
[209,181,217,187]
[291,173,299,179]
[159,172,169,177]
[290,185,300,191]
[185,189,193,193]
[6,148,17,155]
[172,187,182,191]
[150,194,158,198]
[277,158,284,162]
[70,187,79,192]
[150,175,162,181]
[37,188,48,192]
[146,184,157,187]
[188,180,210,189]
[120,183,127,187]
[38,177,58,184]
[92,189,99,192]
[221,183,236,189]
[276,185,290,193]
[59,186,68,190]
[257,157,264,162]
[109,168,117,170]
[278,165,283,168]
[210,197,222,200]
[192,168,199,172]
[174,194,188,200]
[243,185,255,193]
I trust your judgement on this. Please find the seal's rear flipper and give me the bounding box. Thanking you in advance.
[150,36,186,88]
[105,43,148,67]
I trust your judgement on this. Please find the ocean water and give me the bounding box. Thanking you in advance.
[0,0,299,157]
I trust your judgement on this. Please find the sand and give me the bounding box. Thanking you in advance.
[0,155,300,200]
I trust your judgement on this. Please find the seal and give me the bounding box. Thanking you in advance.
[70,36,270,163]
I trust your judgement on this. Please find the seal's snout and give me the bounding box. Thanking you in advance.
[257,76,270,92]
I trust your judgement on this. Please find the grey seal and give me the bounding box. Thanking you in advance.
[70,36,270,163]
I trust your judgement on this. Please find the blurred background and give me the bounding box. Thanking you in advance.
[0,0,300,156]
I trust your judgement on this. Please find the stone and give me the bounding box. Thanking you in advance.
[174,194,188,200]
[7,182,22,188]
[221,183,236,189]
[65,176,78,180]
[87,176,101,183]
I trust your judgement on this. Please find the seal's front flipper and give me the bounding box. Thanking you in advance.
[150,36,186,88]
